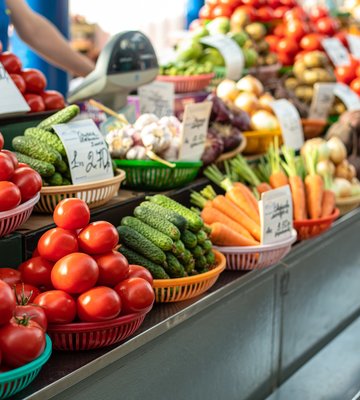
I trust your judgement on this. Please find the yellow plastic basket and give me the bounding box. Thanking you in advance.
[242,129,282,155]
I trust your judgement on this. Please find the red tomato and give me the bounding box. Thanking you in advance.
[277,51,294,66]
[19,257,53,291]
[335,65,357,85]
[114,278,154,315]
[24,93,46,113]
[356,65,360,78]
[1,150,18,169]
[0,152,14,180]
[0,132,3,151]
[33,290,76,324]
[40,90,65,111]
[17,162,29,168]
[0,280,16,325]
[219,0,240,7]
[257,6,274,22]
[277,38,299,57]
[309,6,328,22]
[9,74,26,94]
[267,0,281,9]
[280,0,296,6]
[11,167,42,203]
[284,7,307,22]
[350,78,360,96]
[265,35,278,52]
[53,198,90,230]
[14,305,47,331]
[0,317,45,368]
[316,17,338,36]
[0,52,22,73]
[212,4,232,18]
[13,283,41,304]
[32,247,40,257]
[38,228,79,262]
[0,268,21,286]
[300,34,324,51]
[77,286,121,322]
[335,31,349,48]
[274,23,286,38]
[128,265,153,285]
[242,0,263,7]
[21,69,47,94]
[51,253,99,294]
[93,251,129,287]
[78,221,119,255]
[0,182,21,212]
[199,4,213,19]
[273,6,290,19]
[285,20,308,41]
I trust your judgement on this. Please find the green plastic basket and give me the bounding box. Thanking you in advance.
[114,160,202,191]
[0,335,52,399]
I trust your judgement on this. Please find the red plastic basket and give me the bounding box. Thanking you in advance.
[156,73,215,93]
[47,307,152,351]
[0,193,40,238]
[293,208,340,240]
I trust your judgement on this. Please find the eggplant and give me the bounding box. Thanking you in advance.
[201,131,224,166]
[209,122,243,152]
[229,109,251,131]
[207,93,233,123]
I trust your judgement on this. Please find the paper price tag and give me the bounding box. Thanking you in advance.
[270,99,304,150]
[334,83,360,111]
[309,83,335,120]
[138,81,174,118]
[259,186,293,245]
[347,34,360,60]
[53,119,114,185]
[178,101,212,162]
[0,63,30,117]
[322,38,351,67]
[200,35,244,81]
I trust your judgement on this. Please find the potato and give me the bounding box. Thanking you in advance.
[245,23,267,41]
[293,61,306,80]
[295,85,314,102]
[285,77,299,91]
[302,69,321,85]
[265,53,278,65]
[303,51,328,69]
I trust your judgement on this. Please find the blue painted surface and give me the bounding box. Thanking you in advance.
[0,0,9,50]
[186,0,204,28]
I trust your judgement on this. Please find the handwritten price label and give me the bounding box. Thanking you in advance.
[178,101,212,162]
[309,83,335,120]
[53,119,114,185]
[138,81,174,117]
[334,83,360,111]
[322,38,350,67]
[347,34,360,60]
[259,186,293,245]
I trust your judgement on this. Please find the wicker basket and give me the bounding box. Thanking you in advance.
[156,73,215,93]
[215,137,247,167]
[35,169,125,213]
[336,195,360,216]
[242,129,282,155]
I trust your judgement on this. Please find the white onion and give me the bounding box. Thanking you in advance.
[327,137,347,165]
[234,92,259,115]
[216,79,239,102]
[316,160,335,177]
[258,93,275,112]
[332,177,352,198]
[250,110,280,131]
[236,75,264,97]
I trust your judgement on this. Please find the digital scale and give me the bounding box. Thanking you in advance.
[68,31,159,110]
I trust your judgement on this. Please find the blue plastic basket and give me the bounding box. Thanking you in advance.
[0,335,52,399]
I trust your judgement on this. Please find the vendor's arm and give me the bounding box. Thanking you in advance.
[6,0,95,77]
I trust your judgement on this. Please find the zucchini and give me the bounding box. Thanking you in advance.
[205,250,216,267]
[192,245,204,259]
[172,240,186,257]
[15,152,55,177]
[202,239,212,253]
[117,226,166,265]
[24,127,66,156]
[147,195,203,232]
[165,253,186,278]
[181,230,197,249]
[47,172,63,186]
[196,230,208,245]
[37,105,80,131]
[121,216,173,251]
[195,255,208,272]
[134,206,180,240]
[119,246,169,279]
[12,136,62,165]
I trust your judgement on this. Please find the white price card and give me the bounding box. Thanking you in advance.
[334,83,360,111]
[0,63,30,117]
[270,99,304,150]
[321,38,351,67]
[200,34,244,81]
[347,34,360,60]
[138,81,174,117]
[259,185,293,245]
[178,101,212,162]
[309,83,335,120]
[53,119,114,185]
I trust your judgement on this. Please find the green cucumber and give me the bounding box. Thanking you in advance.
[184,257,196,274]
[47,172,63,186]
[192,245,204,259]
[202,239,212,253]
[196,230,208,245]
[24,127,66,156]
[205,250,216,267]
[37,105,80,131]
[195,255,208,272]
[165,253,186,278]
[12,136,62,165]
[172,240,186,257]
[181,230,197,249]
[56,159,68,173]
[15,152,55,177]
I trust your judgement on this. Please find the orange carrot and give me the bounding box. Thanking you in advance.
[269,171,289,189]
[256,182,272,194]
[226,187,260,224]
[201,206,257,242]
[321,189,335,217]
[289,176,307,221]
[212,195,261,241]
[210,222,259,247]
[304,149,324,219]
[233,182,259,216]
[268,137,289,189]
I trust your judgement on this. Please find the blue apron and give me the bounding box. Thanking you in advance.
[0,0,9,50]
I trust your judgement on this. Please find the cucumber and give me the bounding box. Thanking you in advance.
[119,246,169,279]
[56,159,68,173]
[195,255,208,272]
[121,216,173,251]
[12,136,62,165]
[203,225,212,235]
[147,195,203,232]
[184,257,195,274]
[24,127,66,156]
[205,250,216,267]
[179,249,193,265]
[196,230,208,245]
[181,230,197,249]
[63,168,71,180]
[192,245,204,259]
[61,178,72,185]
[172,240,186,257]
[165,253,186,278]
[202,239,212,253]
[47,172,63,186]
[117,226,166,265]
[134,206,180,241]
[15,152,55,177]
[140,201,188,232]
[37,105,80,131]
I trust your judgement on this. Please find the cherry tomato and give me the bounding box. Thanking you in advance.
[9,74,26,94]
[335,65,357,85]
[11,167,42,203]
[199,4,213,20]
[300,34,324,51]
[350,78,360,96]
[277,38,299,57]
[24,93,45,113]
[0,268,21,286]
[34,290,76,324]
[38,228,79,262]
[0,280,16,325]
[93,251,129,287]
[77,286,121,322]
[53,198,90,230]
[114,277,154,315]
[274,23,286,38]
[273,6,290,19]
[51,253,99,294]
[40,90,65,111]
[0,182,21,212]
[257,6,274,22]
[315,17,338,36]
[13,283,41,304]
[0,132,3,151]
[128,265,153,285]
[78,221,119,255]
[285,20,308,41]
[309,6,328,22]
[14,305,47,331]
[0,52,22,73]
[21,69,47,94]
[19,256,53,291]
[0,152,14,180]
[212,4,232,18]
[1,150,18,169]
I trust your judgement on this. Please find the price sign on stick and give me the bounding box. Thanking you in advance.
[309,83,335,120]
[334,83,360,111]
[200,35,244,80]
[178,101,212,162]
[271,99,304,150]
[138,81,174,117]
[322,38,351,67]
[259,186,293,245]
[53,119,114,185]
[347,34,360,60]
[0,63,30,117]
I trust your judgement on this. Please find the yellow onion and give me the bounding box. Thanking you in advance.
[327,137,347,165]
[258,92,274,112]
[236,75,264,97]
[216,79,239,102]
[250,110,280,131]
[234,92,258,115]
